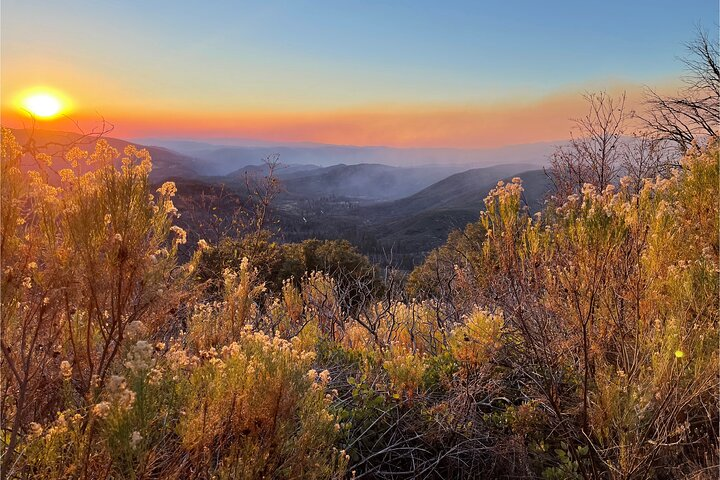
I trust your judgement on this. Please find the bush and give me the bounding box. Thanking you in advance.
[3,125,717,479]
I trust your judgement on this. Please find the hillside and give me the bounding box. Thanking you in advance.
[9,128,200,182]
[273,165,552,267]
[365,163,542,218]
[279,163,472,201]
[362,168,551,264]
[225,163,321,180]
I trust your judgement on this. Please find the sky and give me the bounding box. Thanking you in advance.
[1,0,716,148]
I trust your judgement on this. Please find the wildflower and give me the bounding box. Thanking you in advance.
[60,360,72,380]
[164,200,178,215]
[157,181,177,197]
[28,422,44,439]
[108,375,127,393]
[16,217,25,225]
[125,340,155,373]
[126,320,146,339]
[48,413,68,436]
[581,183,596,197]
[221,342,241,358]
[148,366,164,385]
[37,153,53,167]
[58,168,76,183]
[170,225,187,245]
[674,350,684,359]
[166,346,190,371]
[130,431,143,449]
[92,401,111,419]
[88,139,118,166]
[63,146,86,167]
[118,389,136,411]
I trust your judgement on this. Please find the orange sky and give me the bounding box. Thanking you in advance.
[2,1,710,149]
[2,82,667,148]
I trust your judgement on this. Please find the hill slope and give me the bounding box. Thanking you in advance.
[362,168,551,260]
[273,165,552,267]
[366,163,542,218]
[9,128,200,182]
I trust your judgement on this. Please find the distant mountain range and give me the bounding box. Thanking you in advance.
[133,137,556,174]
[267,163,550,266]
[10,128,555,267]
[224,163,478,201]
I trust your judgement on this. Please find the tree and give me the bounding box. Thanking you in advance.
[178,154,282,247]
[643,28,720,151]
[547,91,677,198]
[547,92,629,197]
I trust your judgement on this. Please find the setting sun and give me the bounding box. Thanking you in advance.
[21,92,64,118]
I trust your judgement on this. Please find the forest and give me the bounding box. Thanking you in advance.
[1,31,718,480]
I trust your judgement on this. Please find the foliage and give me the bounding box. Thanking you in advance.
[1,123,717,479]
[0,130,345,479]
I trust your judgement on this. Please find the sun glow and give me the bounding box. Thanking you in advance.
[18,90,68,119]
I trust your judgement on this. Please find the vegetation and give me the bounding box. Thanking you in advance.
[1,32,718,480]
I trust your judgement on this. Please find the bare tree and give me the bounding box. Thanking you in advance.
[643,28,719,151]
[179,154,283,246]
[547,92,629,197]
[620,132,675,191]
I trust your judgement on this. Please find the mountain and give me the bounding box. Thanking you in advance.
[271,164,552,267]
[364,163,542,218]
[218,163,477,202]
[9,128,200,182]
[225,163,321,180]
[277,163,474,201]
[363,169,551,260]
[135,138,556,175]
[8,128,554,267]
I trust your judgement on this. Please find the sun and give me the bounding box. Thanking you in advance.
[20,91,66,119]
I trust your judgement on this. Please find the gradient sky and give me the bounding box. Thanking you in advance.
[1,0,716,147]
